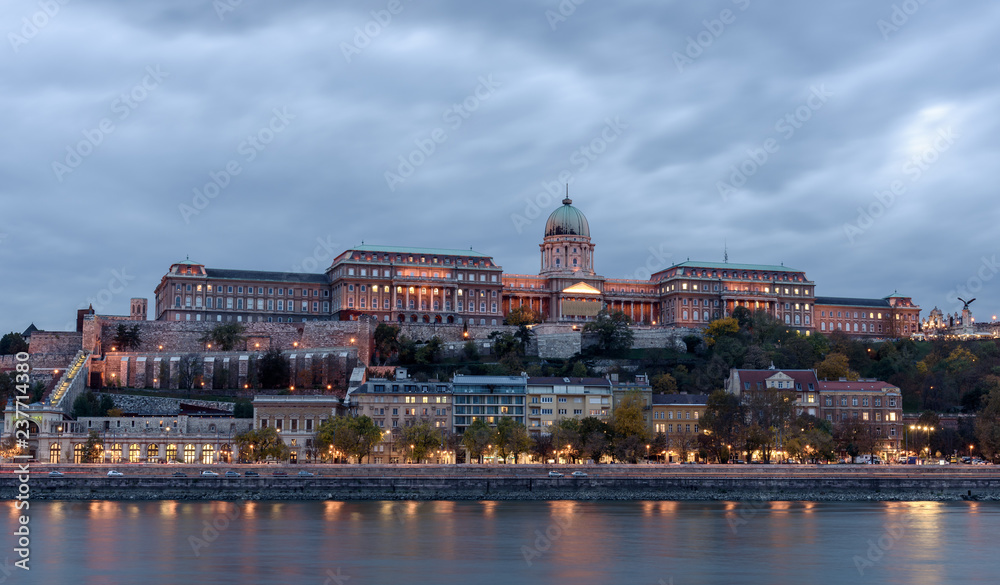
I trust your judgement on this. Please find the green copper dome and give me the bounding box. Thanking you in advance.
[545,197,590,237]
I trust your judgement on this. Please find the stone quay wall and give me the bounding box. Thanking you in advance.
[7,466,1000,502]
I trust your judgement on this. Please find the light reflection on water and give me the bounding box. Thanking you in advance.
[7,500,999,585]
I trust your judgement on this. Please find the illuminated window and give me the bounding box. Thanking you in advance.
[184,444,196,464]
[166,444,177,461]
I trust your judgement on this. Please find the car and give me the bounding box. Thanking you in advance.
[272,471,288,476]
[244,471,260,477]
[107,470,124,477]
[200,470,219,477]
[548,471,563,477]
[48,471,64,477]
[171,472,188,477]
[225,471,240,477]
[571,471,588,477]
[297,471,314,476]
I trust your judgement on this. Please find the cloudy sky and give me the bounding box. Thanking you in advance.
[2,0,999,335]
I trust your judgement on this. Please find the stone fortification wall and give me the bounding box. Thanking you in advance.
[81,316,373,365]
[396,323,516,342]
[28,331,83,355]
[96,393,236,415]
[631,327,696,350]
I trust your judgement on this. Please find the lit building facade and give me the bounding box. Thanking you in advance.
[326,245,504,325]
[451,374,527,433]
[152,198,920,337]
[526,376,612,434]
[154,259,331,324]
[726,368,903,458]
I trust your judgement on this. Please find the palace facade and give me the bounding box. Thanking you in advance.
[151,197,920,338]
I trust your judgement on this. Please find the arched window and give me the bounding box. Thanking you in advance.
[129,444,141,463]
[184,444,196,464]
[166,444,178,462]
[50,444,61,464]
[147,444,159,460]
[73,444,84,464]
[202,444,215,465]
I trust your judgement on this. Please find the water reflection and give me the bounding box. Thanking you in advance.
[7,501,999,585]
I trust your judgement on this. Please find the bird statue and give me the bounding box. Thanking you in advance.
[957,297,976,311]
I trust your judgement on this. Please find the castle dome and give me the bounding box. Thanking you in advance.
[544,197,590,237]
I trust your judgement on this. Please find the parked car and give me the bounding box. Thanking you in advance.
[548,471,563,477]
[107,470,124,477]
[297,471,314,476]
[225,471,240,477]
[244,471,260,477]
[200,470,219,477]
[48,471,64,477]
[171,472,188,477]
[571,471,588,477]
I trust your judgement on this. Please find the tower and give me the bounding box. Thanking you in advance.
[130,298,148,321]
[540,191,595,276]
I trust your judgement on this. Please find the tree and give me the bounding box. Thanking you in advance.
[570,361,588,378]
[494,417,532,464]
[579,416,610,462]
[651,431,669,463]
[975,388,1000,462]
[461,419,493,463]
[834,419,878,461]
[235,427,289,463]
[703,317,740,346]
[256,348,290,389]
[488,331,523,360]
[816,353,858,381]
[610,390,650,462]
[374,324,401,364]
[82,430,104,463]
[0,333,29,355]
[233,399,253,418]
[462,341,480,361]
[550,418,583,462]
[201,323,246,351]
[505,305,543,326]
[0,435,24,460]
[415,336,443,365]
[112,324,142,351]
[584,309,634,356]
[401,421,443,463]
[742,344,770,369]
[701,390,743,462]
[743,388,795,463]
[651,373,678,394]
[530,433,555,463]
[315,416,383,462]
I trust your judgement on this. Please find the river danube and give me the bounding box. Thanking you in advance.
[6,500,998,584]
